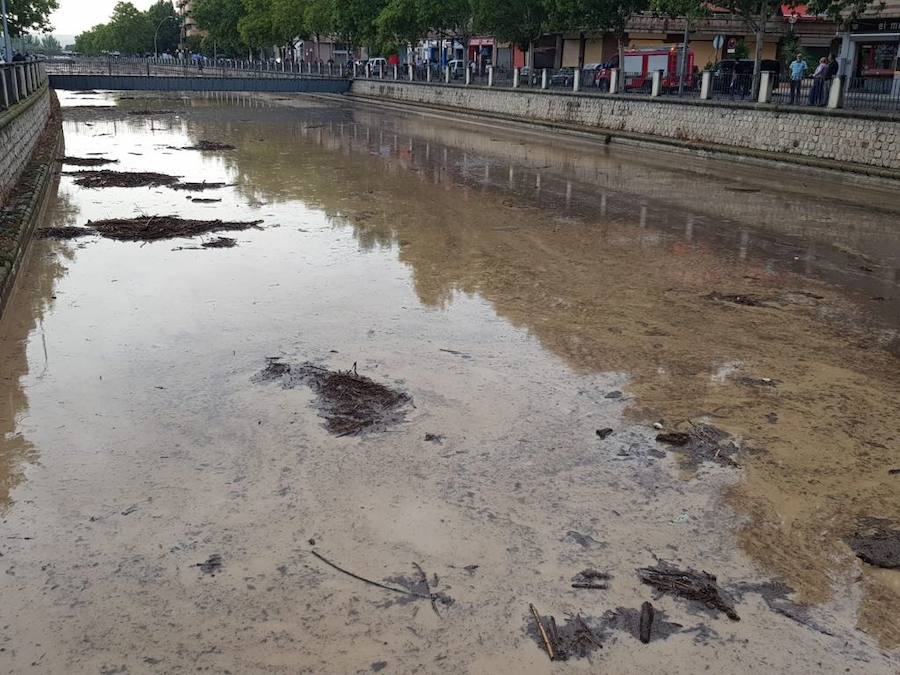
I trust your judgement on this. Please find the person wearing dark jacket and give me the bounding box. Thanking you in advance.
[821,55,839,106]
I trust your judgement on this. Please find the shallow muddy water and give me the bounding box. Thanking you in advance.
[0,90,898,673]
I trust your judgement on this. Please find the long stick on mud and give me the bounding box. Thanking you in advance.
[311,550,433,600]
[529,603,557,661]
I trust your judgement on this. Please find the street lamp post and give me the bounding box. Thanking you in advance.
[1,0,12,63]
[154,16,178,59]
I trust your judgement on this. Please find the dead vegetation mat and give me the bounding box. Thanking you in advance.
[254,359,410,436]
[85,215,262,241]
[170,182,228,192]
[59,156,118,167]
[66,170,179,188]
[638,561,740,621]
[181,140,236,151]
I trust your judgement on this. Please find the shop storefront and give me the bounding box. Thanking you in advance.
[468,37,496,70]
[839,17,900,92]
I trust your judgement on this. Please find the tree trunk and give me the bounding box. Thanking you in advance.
[751,13,768,99]
[578,32,586,70]
[617,35,626,93]
[678,25,689,95]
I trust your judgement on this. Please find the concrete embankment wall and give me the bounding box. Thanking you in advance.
[350,81,900,177]
[0,85,51,205]
[50,74,351,94]
[0,85,62,311]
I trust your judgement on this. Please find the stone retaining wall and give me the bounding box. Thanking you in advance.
[350,81,899,176]
[0,87,61,313]
[0,85,51,206]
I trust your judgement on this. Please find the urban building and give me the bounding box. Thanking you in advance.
[176,0,204,39]
[838,0,900,92]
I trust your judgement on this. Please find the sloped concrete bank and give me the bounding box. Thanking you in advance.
[0,88,63,311]
[350,80,899,179]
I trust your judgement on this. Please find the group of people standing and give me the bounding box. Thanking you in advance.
[788,52,839,106]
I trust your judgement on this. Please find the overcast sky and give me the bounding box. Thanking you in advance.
[50,0,158,37]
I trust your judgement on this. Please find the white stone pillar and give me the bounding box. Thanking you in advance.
[0,70,9,108]
[487,66,493,87]
[541,68,548,89]
[827,76,844,109]
[16,66,26,99]
[700,71,712,99]
[444,65,450,83]
[513,68,520,88]
[609,68,619,94]
[365,63,371,78]
[427,65,432,82]
[758,71,773,103]
[651,70,662,96]
[573,68,581,92]
[408,63,414,81]
[465,65,471,85]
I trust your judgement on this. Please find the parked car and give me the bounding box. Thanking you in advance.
[447,59,466,79]
[594,48,696,92]
[367,57,388,75]
[710,59,781,97]
[550,67,576,86]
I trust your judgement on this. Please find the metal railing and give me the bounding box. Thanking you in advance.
[355,61,899,116]
[45,56,348,80]
[1,60,48,111]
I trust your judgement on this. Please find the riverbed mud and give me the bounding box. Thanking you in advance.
[0,90,897,673]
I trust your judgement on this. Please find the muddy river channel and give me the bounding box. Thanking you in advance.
[1,90,898,673]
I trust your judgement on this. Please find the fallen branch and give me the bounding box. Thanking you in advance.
[529,603,557,661]
[311,550,433,601]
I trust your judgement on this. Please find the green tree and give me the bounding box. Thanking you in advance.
[375,0,422,54]
[5,0,59,36]
[74,23,115,54]
[39,33,61,53]
[106,1,153,54]
[333,0,387,54]
[808,0,885,25]
[472,0,547,68]
[193,0,249,56]
[239,0,280,55]
[146,1,180,55]
[304,0,335,60]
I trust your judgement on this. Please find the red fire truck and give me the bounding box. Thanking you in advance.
[594,47,696,92]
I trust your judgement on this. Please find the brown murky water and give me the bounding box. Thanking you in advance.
[1,90,898,673]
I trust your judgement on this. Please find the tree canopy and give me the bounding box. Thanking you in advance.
[5,0,59,37]
[74,1,180,55]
